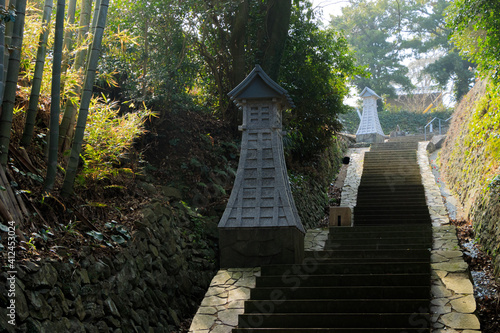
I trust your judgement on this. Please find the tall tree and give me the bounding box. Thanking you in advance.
[0,0,6,104]
[0,0,27,165]
[447,0,500,82]
[44,0,65,192]
[331,0,474,102]
[194,0,293,128]
[60,0,77,86]
[330,0,414,99]
[1,0,15,102]
[20,0,53,147]
[280,1,362,159]
[61,0,109,195]
[403,0,474,101]
[58,0,92,153]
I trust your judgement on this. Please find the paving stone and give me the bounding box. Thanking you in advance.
[442,273,474,294]
[226,300,245,309]
[441,312,481,330]
[431,304,452,315]
[201,296,228,307]
[197,306,218,315]
[190,314,216,331]
[432,283,453,298]
[435,250,463,259]
[234,276,256,288]
[431,298,450,307]
[227,287,250,300]
[431,253,447,263]
[206,287,227,297]
[218,308,242,326]
[211,271,232,286]
[431,261,469,273]
[211,324,234,333]
[450,295,477,313]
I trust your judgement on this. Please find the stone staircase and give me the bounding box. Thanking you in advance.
[354,142,431,225]
[232,142,432,332]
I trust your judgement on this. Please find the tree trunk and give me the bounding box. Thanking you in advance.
[229,0,249,87]
[0,0,26,166]
[61,0,109,195]
[0,0,6,105]
[58,0,92,153]
[261,0,292,81]
[44,0,65,192]
[20,0,53,147]
[142,17,148,99]
[60,0,77,85]
[1,0,15,102]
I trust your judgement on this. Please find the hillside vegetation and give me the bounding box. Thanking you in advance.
[440,79,500,274]
[339,109,453,135]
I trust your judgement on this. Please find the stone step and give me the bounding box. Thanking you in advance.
[243,299,431,314]
[324,242,430,250]
[237,313,431,328]
[360,169,421,173]
[261,262,430,276]
[327,230,432,239]
[255,273,431,288]
[324,237,432,247]
[355,199,428,206]
[234,329,430,332]
[352,216,432,223]
[250,286,431,301]
[353,211,431,217]
[357,184,426,191]
[328,224,431,232]
[352,211,431,219]
[306,249,430,259]
[360,176,423,182]
[363,162,418,165]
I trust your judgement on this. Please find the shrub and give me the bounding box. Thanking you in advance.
[82,96,156,180]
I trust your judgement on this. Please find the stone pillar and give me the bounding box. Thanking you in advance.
[218,65,305,268]
[356,87,386,143]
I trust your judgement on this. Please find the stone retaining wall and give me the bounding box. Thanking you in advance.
[0,200,218,333]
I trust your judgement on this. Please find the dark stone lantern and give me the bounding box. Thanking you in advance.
[218,65,305,268]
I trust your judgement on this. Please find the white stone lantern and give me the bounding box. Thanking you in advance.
[356,87,386,143]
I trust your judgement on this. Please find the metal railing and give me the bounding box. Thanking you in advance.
[424,116,452,141]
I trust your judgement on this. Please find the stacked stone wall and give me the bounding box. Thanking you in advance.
[440,79,500,276]
[0,199,218,332]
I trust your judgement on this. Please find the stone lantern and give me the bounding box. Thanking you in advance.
[218,65,305,268]
[356,87,385,143]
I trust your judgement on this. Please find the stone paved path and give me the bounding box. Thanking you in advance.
[189,143,481,333]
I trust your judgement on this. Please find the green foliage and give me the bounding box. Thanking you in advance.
[81,96,156,181]
[339,109,453,134]
[330,0,413,98]
[447,0,500,82]
[331,0,475,102]
[463,83,500,162]
[280,1,363,160]
[100,0,202,110]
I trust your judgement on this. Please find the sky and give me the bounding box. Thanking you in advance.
[310,0,350,24]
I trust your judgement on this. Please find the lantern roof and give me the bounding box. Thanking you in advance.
[360,87,381,99]
[228,65,294,108]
